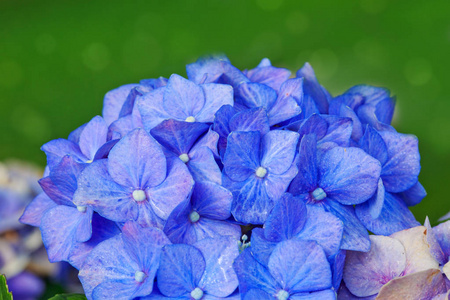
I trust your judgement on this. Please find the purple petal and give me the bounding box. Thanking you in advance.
[147,158,194,221]
[296,63,329,114]
[343,235,406,297]
[268,239,332,292]
[319,147,381,205]
[260,131,299,175]
[102,83,139,125]
[358,126,388,165]
[151,119,209,155]
[79,116,108,160]
[356,191,420,235]
[157,244,205,297]
[163,74,205,120]
[296,204,344,257]
[288,134,319,195]
[380,131,420,193]
[192,181,233,220]
[322,199,370,252]
[390,226,440,275]
[108,128,167,188]
[7,271,44,300]
[399,181,427,206]
[235,82,278,111]
[223,131,261,182]
[264,193,307,242]
[20,193,57,227]
[376,269,446,300]
[196,83,233,123]
[231,176,273,225]
[425,217,446,265]
[187,147,222,184]
[195,237,239,297]
[73,160,138,222]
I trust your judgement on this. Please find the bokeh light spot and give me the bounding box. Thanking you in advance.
[0,61,23,88]
[82,43,111,72]
[255,0,284,11]
[404,58,432,86]
[11,106,51,143]
[285,11,309,35]
[309,49,339,80]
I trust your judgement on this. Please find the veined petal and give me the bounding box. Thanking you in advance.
[260,130,299,175]
[187,147,222,185]
[192,181,233,220]
[138,87,171,131]
[296,63,329,114]
[196,83,233,123]
[264,163,298,201]
[354,178,385,220]
[358,126,388,165]
[19,193,57,227]
[41,138,87,169]
[250,228,278,266]
[235,82,278,111]
[267,78,302,126]
[229,107,270,135]
[399,181,426,207]
[102,83,139,126]
[79,116,108,160]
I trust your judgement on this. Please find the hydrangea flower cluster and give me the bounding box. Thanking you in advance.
[20,55,433,299]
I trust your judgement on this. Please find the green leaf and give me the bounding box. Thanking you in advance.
[48,294,87,300]
[0,274,13,300]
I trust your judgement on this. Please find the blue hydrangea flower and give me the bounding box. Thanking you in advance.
[355,126,421,235]
[156,237,239,299]
[79,222,170,300]
[243,58,291,91]
[150,119,222,184]
[138,74,233,130]
[223,130,299,224]
[164,181,241,244]
[73,128,194,228]
[288,134,381,251]
[234,239,335,299]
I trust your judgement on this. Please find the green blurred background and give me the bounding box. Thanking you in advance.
[0,0,449,223]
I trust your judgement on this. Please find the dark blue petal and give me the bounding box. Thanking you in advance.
[329,250,346,292]
[163,200,196,244]
[288,134,319,196]
[319,147,381,205]
[359,126,388,165]
[297,115,328,141]
[319,115,353,147]
[380,131,420,193]
[223,131,261,182]
[39,176,73,206]
[268,239,332,292]
[157,244,206,297]
[93,139,119,160]
[196,83,233,123]
[355,191,420,235]
[138,87,171,130]
[250,228,278,266]
[235,82,278,111]
[192,181,233,220]
[399,181,426,206]
[322,199,370,252]
[151,119,209,155]
[264,193,307,242]
[296,63,329,114]
[108,128,167,188]
[163,74,205,120]
[140,77,168,89]
[119,85,153,118]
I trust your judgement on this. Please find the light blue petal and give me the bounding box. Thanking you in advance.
[187,147,222,185]
[229,107,270,135]
[246,61,291,91]
[354,178,385,220]
[190,128,220,158]
[260,131,299,175]
[235,82,278,110]
[78,115,108,160]
[19,193,57,227]
[102,83,139,126]
[196,83,233,123]
[296,63,329,114]
[250,228,278,266]
[358,126,388,165]
[138,87,171,131]
[267,78,302,126]
[289,290,336,300]
[264,163,298,201]
[192,181,233,220]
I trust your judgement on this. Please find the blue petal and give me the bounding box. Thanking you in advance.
[163,200,196,244]
[68,123,86,144]
[319,147,381,205]
[138,87,172,130]
[19,193,57,227]
[93,139,119,160]
[190,128,220,158]
[354,178,385,220]
[380,131,420,193]
[260,131,299,175]
[268,239,332,292]
[297,115,329,141]
[235,82,278,111]
[147,158,194,221]
[229,107,270,135]
[119,85,152,118]
[245,61,291,91]
[289,290,336,300]
[288,134,319,196]
[264,193,307,242]
[213,105,236,138]
[243,289,272,300]
[223,131,261,182]
[78,116,108,160]
[50,155,85,201]
[39,176,73,206]
[358,126,388,165]
[231,176,273,225]
[41,138,87,169]
[322,199,370,252]
[157,244,206,297]
[329,250,346,291]
[296,204,344,257]
[151,119,209,155]
[232,249,277,297]
[319,115,353,147]
[92,280,140,300]
[355,191,420,235]
[192,181,233,220]
[78,234,141,299]
[73,160,138,222]
[296,63,329,114]
[196,83,233,123]
[195,237,239,297]
[250,228,278,266]
[193,218,241,243]
[102,83,139,125]
[399,181,426,206]
[163,74,205,120]
[187,147,222,184]
[433,221,450,259]
[140,77,168,89]
[108,128,167,188]
[424,217,446,265]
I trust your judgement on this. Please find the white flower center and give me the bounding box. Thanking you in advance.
[185,116,196,123]
[255,167,267,178]
[77,205,87,213]
[132,190,146,202]
[190,287,203,300]
[179,153,190,163]
[312,187,327,201]
[277,289,289,300]
[189,211,200,223]
[86,159,93,163]
[134,271,146,283]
